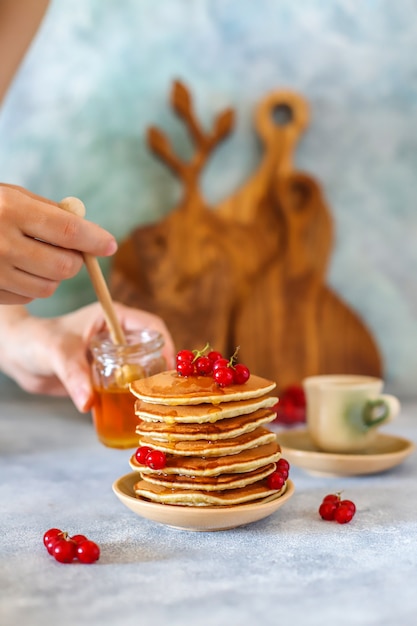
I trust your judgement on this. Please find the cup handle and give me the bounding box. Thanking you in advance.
[362,395,401,428]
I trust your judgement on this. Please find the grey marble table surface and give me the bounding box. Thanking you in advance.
[1,383,416,626]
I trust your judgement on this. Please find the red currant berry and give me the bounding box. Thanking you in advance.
[212,358,229,372]
[319,501,338,521]
[322,493,341,505]
[334,505,355,524]
[213,366,235,387]
[176,360,195,377]
[135,446,152,465]
[70,534,88,545]
[195,356,213,375]
[145,449,167,470]
[43,528,63,548]
[233,363,250,384]
[266,471,285,490]
[276,458,290,473]
[339,500,356,514]
[176,349,194,363]
[52,539,77,563]
[207,351,223,362]
[76,539,100,564]
[45,538,60,555]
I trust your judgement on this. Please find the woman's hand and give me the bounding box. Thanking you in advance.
[0,184,117,304]
[0,303,175,412]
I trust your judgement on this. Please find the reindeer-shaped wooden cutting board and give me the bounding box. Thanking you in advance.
[110,80,382,390]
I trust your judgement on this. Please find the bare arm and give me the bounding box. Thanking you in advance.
[0,303,175,411]
[0,0,50,104]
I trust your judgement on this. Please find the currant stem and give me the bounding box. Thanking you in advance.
[192,342,211,361]
[228,345,240,367]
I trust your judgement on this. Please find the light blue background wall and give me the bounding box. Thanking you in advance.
[1,0,417,397]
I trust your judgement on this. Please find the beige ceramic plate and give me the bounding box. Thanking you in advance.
[112,472,295,531]
[278,428,415,477]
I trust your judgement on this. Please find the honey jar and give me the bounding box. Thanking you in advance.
[88,328,166,449]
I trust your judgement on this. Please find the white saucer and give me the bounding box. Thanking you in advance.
[112,472,295,531]
[277,429,415,477]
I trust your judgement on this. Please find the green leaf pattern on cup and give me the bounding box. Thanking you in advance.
[362,399,390,428]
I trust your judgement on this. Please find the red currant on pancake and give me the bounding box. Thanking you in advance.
[212,358,229,372]
[177,360,195,377]
[208,351,223,362]
[135,446,153,465]
[233,363,250,384]
[176,349,194,363]
[53,539,77,563]
[275,458,290,479]
[213,366,235,387]
[76,539,100,564]
[266,471,285,490]
[145,449,167,470]
[195,355,213,375]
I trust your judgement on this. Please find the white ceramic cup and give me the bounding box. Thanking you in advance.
[302,374,401,453]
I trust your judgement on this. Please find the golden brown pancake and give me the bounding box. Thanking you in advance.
[134,395,278,424]
[130,441,280,477]
[129,370,276,405]
[138,426,277,457]
[135,408,276,441]
[133,477,286,506]
[142,463,276,491]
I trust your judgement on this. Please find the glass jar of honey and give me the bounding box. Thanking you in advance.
[88,328,166,449]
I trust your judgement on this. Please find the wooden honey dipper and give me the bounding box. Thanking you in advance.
[59,197,145,385]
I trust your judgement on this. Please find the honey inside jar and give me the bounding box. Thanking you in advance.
[88,329,166,449]
[91,386,138,449]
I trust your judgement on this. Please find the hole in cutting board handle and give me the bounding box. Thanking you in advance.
[271,103,294,126]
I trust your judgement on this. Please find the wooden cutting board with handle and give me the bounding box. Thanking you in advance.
[110,81,382,389]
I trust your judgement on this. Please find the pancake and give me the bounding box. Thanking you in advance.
[134,395,278,424]
[138,426,277,457]
[135,408,276,441]
[129,370,276,405]
[130,441,281,477]
[133,477,286,506]
[142,463,276,491]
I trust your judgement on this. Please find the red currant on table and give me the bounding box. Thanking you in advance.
[273,384,306,425]
[70,534,88,545]
[318,493,356,524]
[76,539,100,564]
[43,528,100,564]
[43,528,64,548]
[318,500,339,521]
[334,505,355,524]
[52,539,77,563]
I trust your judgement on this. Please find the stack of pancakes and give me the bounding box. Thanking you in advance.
[128,370,285,506]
